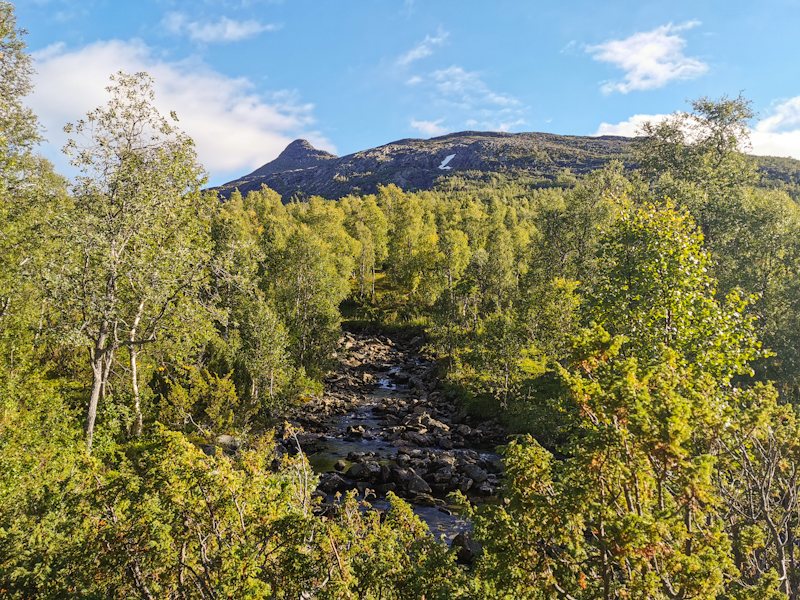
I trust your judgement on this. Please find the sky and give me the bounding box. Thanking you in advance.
[14,0,800,187]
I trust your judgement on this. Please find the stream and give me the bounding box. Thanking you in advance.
[281,331,507,544]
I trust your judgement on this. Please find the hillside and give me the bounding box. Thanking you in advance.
[213,130,800,202]
[213,131,634,200]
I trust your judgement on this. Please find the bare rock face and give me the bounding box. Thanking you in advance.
[247,139,338,178]
[212,131,634,201]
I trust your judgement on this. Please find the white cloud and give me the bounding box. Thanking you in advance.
[750,129,800,160]
[595,102,800,161]
[163,12,280,43]
[397,29,449,66]
[560,40,578,54]
[406,76,423,85]
[752,96,800,159]
[497,118,526,132]
[410,119,448,137]
[587,22,708,94]
[757,97,800,134]
[406,66,526,133]
[431,66,520,108]
[28,39,334,185]
[593,113,671,137]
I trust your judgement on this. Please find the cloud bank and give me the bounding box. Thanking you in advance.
[29,39,334,185]
[410,119,447,137]
[588,22,708,94]
[595,98,800,160]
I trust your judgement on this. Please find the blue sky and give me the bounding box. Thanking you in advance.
[15,0,800,186]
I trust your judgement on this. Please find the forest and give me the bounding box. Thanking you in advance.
[4,3,800,598]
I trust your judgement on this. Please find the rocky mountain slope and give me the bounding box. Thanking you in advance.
[213,131,634,200]
[213,130,800,202]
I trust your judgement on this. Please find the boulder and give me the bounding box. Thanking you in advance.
[461,464,489,484]
[407,473,432,495]
[216,434,242,449]
[317,473,348,495]
[451,531,482,565]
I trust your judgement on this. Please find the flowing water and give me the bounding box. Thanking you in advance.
[306,372,496,542]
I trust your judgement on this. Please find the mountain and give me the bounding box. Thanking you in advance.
[246,139,337,179]
[213,131,800,202]
[213,131,634,200]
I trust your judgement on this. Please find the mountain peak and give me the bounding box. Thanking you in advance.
[246,139,338,179]
[283,138,316,153]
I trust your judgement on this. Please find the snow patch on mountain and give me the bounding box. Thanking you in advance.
[438,154,456,170]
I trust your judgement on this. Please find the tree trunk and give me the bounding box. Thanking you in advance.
[269,368,274,401]
[130,345,143,437]
[85,356,104,452]
[130,300,146,437]
[85,321,110,452]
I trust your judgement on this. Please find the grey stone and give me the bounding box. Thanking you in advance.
[461,464,488,484]
[452,531,482,564]
[407,473,432,495]
[318,473,348,495]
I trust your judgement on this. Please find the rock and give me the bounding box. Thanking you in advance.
[318,473,348,495]
[451,531,482,564]
[346,463,368,479]
[409,336,424,348]
[455,424,472,437]
[409,376,427,390]
[375,483,397,494]
[403,431,432,447]
[363,461,383,481]
[422,415,449,431]
[334,460,347,472]
[347,425,365,437]
[477,482,495,496]
[412,493,441,507]
[461,464,489,484]
[407,473,432,495]
[429,468,453,484]
[216,434,241,449]
[390,467,416,486]
[393,371,410,384]
[200,444,218,457]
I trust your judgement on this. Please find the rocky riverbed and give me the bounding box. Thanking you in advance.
[279,331,507,541]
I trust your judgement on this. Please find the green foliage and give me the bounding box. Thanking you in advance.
[264,223,352,375]
[0,422,467,599]
[716,385,800,597]
[4,30,800,598]
[164,367,247,437]
[467,326,734,600]
[0,3,69,339]
[591,201,763,385]
[51,71,215,450]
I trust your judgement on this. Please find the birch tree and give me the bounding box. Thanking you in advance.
[53,71,213,451]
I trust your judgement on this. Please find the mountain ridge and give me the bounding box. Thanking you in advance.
[213,131,800,202]
[214,130,635,200]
